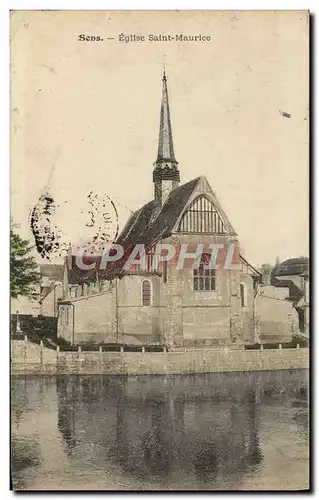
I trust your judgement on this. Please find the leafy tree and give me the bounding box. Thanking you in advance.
[259,263,274,284]
[10,228,41,299]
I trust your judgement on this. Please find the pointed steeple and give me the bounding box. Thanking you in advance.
[153,71,180,204]
[156,70,177,165]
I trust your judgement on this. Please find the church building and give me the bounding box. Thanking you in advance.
[57,72,296,348]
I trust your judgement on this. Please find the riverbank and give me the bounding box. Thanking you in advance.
[11,339,309,376]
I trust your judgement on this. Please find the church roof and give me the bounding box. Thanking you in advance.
[66,176,239,283]
[67,179,183,281]
[116,177,200,251]
[100,175,237,277]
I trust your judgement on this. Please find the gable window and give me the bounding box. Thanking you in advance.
[179,195,226,234]
[240,284,246,307]
[142,280,151,306]
[193,254,216,291]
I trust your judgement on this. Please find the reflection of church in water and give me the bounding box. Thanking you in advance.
[56,375,263,484]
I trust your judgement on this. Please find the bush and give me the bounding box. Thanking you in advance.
[145,345,163,352]
[102,344,121,352]
[81,343,100,352]
[16,334,166,353]
[245,339,308,350]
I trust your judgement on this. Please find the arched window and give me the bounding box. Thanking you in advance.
[193,253,216,291]
[179,196,226,234]
[142,280,151,306]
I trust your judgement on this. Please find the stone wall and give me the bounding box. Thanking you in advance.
[117,275,163,343]
[181,263,231,346]
[11,339,309,376]
[256,285,298,343]
[165,256,183,347]
[58,283,117,344]
[58,275,164,345]
[172,234,243,347]
[40,283,63,317]
[240,271,256,343]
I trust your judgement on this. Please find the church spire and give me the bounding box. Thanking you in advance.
[156,70,177,165]
[153,71,180,204]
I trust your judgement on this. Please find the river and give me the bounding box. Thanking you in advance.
[11,370,309,491]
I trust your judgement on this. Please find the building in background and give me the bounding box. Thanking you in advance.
[272,257,309,336]
[11,264,64,336]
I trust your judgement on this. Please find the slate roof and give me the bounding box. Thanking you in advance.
[271,257,309,303]
[66,178,202,282]
[272,257,309,277]
[117,177,200,250]
[68,256,101,284]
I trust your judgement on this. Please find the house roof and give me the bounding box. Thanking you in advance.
[40,264,64,282]
[272,257,309,277]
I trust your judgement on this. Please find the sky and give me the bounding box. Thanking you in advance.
[10,10,309,267]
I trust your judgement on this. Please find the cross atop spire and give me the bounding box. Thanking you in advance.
[162,53,166,81]
[155,70,177,165]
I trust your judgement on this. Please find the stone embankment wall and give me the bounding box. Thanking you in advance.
[11,339,309,376]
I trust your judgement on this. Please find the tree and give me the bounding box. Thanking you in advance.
[10,228,41,299]
[259,263,274,284]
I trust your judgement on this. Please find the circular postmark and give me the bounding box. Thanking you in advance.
[30,188,119,261]
[78,190,119,254]
[30,189,68,260]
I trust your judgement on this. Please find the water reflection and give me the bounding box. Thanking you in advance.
[54,371,305,486]
[11,371,309,490]
[57,377,76,453]
[11,437,41,472]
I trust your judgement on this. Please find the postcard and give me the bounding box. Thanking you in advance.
[10,10,309,491]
